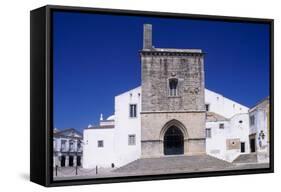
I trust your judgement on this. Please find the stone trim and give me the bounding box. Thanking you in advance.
[159,119,188,140]
[188,138,206,141]
[54,135,83,139]
[141,138,193,142]
[140,51,205,57]
[141,140,162,143]
[141,110,205,114]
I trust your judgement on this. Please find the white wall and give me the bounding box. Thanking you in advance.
[205,88,250,162]
[205,89,249,118]
[83,87,142,168]
[83,128,115,168]
[227,113,250,160]
[206,120,230,160]
[114,86,142,167]
[206,113,250,162]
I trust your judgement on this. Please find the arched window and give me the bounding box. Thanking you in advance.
[169,78,178,96]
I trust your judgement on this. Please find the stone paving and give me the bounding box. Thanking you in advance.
[54,155,270,181]
[115,155,232,174]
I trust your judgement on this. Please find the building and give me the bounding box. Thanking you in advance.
[83,24,268,169]
[53,128,83,167]
[83,87,141,168]
[249,97,270,163]
[205,89,250,162]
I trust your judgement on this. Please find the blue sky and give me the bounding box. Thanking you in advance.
[53,11,270,131]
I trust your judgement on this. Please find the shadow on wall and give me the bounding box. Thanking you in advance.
[19,173,29,181]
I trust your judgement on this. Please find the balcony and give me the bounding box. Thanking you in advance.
[60,147,68,152]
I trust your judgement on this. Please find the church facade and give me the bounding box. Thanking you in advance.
[82,24,269,169]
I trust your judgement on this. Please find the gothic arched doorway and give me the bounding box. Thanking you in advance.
[164,126,184,155]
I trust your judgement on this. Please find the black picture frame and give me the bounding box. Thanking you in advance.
[30,5,274,187]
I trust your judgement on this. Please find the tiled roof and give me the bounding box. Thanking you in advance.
[53,128,82,137]
[206,112,228,122]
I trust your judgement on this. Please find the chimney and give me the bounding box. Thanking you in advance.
[143,24,152,49]
[100,113,103,121]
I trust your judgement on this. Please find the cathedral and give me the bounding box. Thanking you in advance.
[82,24,269,169]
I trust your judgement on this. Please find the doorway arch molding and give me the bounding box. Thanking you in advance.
[159,119,188,141]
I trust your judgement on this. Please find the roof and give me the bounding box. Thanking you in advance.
[53,128,60,133]
[206,112,228,122]
[53,128,82,138]
[205,88,249,109]
[115,86,141,97]
[107,115,115,120]
[249,96,269,112]
[84,125,115,130]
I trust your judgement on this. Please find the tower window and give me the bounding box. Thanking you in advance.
[219,123,224,129]
[169,78,178,96]
[129,104,137,118]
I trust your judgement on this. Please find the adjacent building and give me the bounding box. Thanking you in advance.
[249,97,270,163]
[53,128,83,167]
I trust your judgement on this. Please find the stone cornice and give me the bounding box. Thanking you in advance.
[140,49,205,56]
[141,110,206,114]
[141,138,205,142]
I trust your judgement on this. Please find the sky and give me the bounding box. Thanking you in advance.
[53,11,270,132]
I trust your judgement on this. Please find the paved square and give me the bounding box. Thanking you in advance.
[54,155,269,180]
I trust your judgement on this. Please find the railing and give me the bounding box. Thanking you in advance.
[57,148,83,153]
[54,165,99,177]
[60,148,68,152]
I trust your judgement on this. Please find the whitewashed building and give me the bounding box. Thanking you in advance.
[205,89,250,162]
[53,128,83,167]
[83,87,256,168]
[248,97,270,163]
[83,87,141,168]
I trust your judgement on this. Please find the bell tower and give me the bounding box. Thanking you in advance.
[140,24,206,158]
